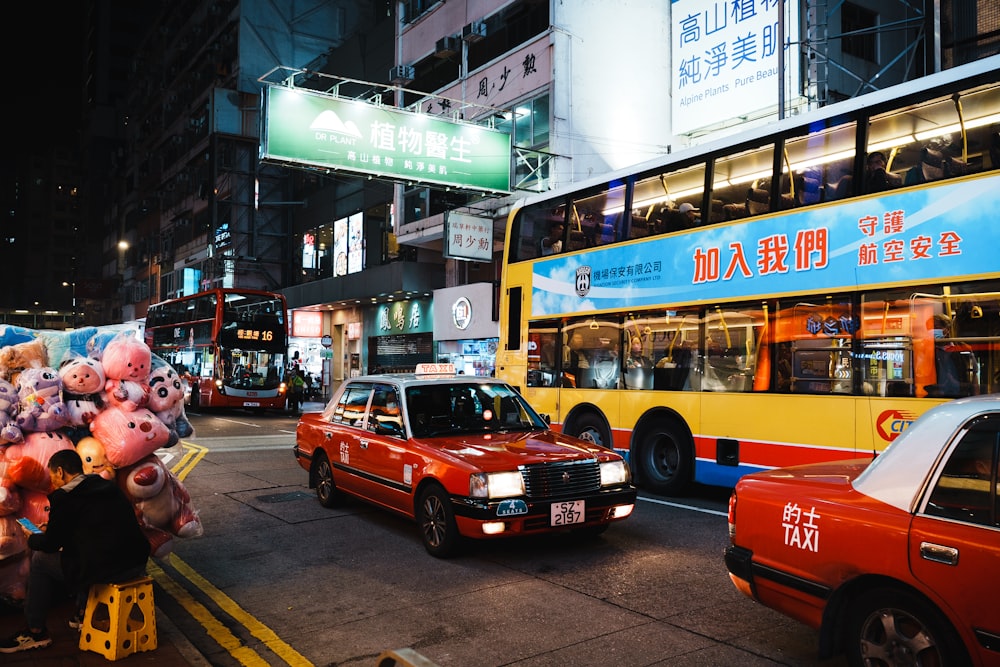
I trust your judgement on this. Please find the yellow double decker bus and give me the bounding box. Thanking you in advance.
[497,57,1000,495]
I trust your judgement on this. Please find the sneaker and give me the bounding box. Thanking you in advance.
[69,609,86,630]
[0,628,52,653]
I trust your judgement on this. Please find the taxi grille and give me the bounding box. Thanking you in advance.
[521,460,600,499]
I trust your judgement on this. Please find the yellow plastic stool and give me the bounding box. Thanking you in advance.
[78,576,157,660]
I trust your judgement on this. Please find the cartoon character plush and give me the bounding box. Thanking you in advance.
[100,333,151,412]
[89,406,170,468]
[0,379,24,444]
[1,431,75,492]
[76,436,115,480]
[0,338,48,384]
[59,355,106,427]
[148,356,193,447]
[118,453,203,558]
[14,366,69,433]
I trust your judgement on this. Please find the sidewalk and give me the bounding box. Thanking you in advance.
[0,587,210,666]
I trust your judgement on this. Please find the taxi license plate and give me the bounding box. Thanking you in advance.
[243,402,260,407]
[550,500,585,526]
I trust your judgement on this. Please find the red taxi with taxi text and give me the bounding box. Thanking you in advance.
[725,395,1000,666]
[293,364,636,557]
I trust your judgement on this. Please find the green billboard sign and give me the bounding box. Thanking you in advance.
[262,86,512,193]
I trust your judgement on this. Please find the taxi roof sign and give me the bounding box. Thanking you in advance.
[415,363,456,376]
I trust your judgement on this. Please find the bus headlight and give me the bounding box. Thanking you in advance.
[470,471,525,499]
[600,460,629,486]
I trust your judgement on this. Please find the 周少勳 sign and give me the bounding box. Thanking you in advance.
[261,86,512,194]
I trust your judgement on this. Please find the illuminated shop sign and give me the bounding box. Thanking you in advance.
[292,311,323,337]
[262,86,512,193]
[671,0,801,135]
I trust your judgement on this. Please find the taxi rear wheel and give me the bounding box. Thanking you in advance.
[845,587,968,667]
[312,453,339,509]
[417,484,460,558]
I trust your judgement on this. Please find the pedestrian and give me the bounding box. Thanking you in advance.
[287,369,306,413]
[0,449,150,654]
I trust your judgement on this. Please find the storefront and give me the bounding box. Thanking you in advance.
[364,298,434,373]
[433,283,499,377]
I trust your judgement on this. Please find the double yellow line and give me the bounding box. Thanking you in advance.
[151,441,314,667]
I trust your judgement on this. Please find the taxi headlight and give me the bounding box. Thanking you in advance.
[470,471,525,499]
[600,460,629,486]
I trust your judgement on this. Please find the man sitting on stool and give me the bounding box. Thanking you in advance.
[0,450,150,654]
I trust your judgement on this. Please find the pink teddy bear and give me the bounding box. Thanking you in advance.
[118,454,203,558]
[89,405,171,468]
[100,333,151,412]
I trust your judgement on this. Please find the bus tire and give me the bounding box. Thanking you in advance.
[633,417,692,495]
[190,384,200,408]
[566,411,611,449]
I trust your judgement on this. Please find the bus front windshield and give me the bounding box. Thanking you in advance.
[222,350,286,391]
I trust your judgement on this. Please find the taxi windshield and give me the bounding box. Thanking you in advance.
[406,383,545,437]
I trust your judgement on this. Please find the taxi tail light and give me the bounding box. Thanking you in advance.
[727,491,737,541]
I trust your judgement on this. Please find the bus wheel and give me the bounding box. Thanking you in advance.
[634,418,692,495]
[567,412,611,449]
[190,386,200,408]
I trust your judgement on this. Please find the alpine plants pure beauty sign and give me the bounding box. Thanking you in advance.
[262,86,512,194]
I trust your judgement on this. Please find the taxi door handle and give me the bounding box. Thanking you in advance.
[359,439,369,449]
[325,432,332,439]
[919,541,958,566]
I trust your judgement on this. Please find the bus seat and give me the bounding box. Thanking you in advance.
[567,229,587,251]
[746,187,770,215]
[629,215,648,238]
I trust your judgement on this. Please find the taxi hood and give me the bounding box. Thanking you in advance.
[419,429,611,467]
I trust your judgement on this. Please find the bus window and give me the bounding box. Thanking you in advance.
[632,164,706,235]
[563,319,621,389]
[700,305,767,393]
[511,195,567,262]
[782,122,856,207]
[527,322,560,387]
[625,310,699,391]
[867,83,999,192]
[708,143,776,223]
[773,299,855,395]
[570,182,626,249]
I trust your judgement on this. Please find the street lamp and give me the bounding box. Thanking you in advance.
[62,281,76,328]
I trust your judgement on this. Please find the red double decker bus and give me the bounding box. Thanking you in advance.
[145,288,289,410]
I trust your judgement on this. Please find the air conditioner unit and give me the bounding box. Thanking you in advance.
[462,21,486,42]
[435,35,460,58]
[389,65,414,85]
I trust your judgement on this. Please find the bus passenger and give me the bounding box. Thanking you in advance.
[625,337,653,370]
[863,151,902,193]
[562,332,590,387]
[540,220,564,256]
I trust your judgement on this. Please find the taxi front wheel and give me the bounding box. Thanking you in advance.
[417,484,460,558]
[844,587,968,667]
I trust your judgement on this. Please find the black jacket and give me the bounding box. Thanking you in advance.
[28,474,150,589]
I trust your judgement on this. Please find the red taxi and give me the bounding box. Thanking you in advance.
[725,395,999,666]
[293,365,636,557]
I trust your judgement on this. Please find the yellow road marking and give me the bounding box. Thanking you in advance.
[155,442,314,666]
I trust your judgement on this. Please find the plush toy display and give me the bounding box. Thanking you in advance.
[118,453,203,557]
[148,356,193,447]
[76,435,115,480]
[59,355,106,427]
[0,379,24,444]
[15,367,69,433]
[0,326,201,599]
[90,405,171,468]
[0,338,49,384]
[101,332,152,412]
[2,431,75,492]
